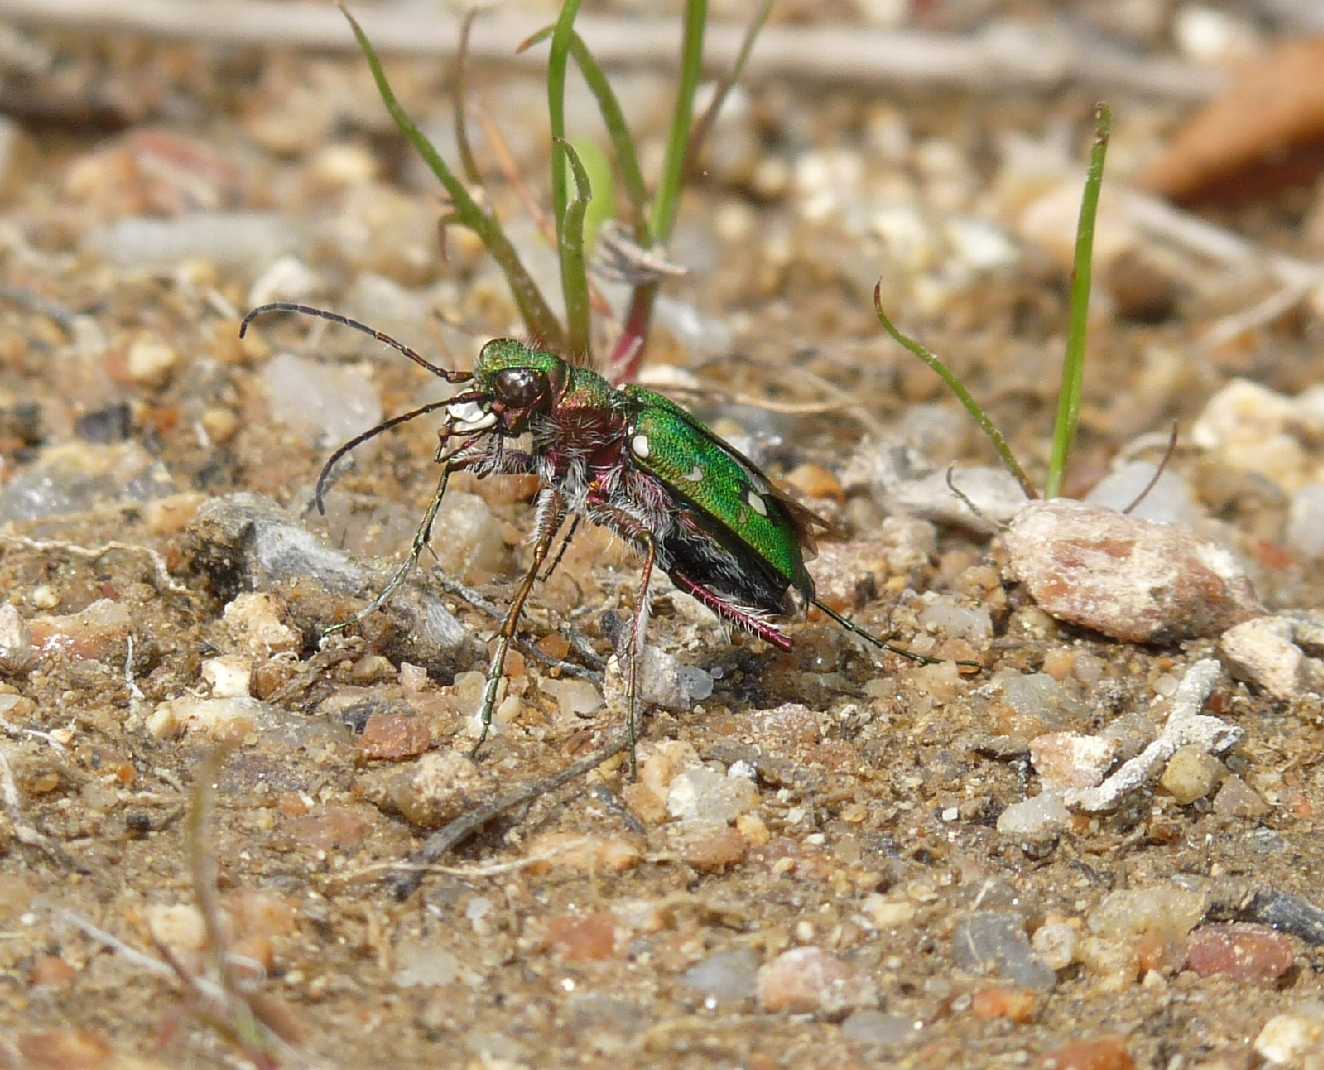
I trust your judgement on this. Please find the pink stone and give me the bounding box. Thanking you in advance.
[357,713,431,760]
[1004,501,1261,643]
[756,946,877,1018]
[1185,923,1294,984]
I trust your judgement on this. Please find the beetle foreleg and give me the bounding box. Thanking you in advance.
[324,463,455,637]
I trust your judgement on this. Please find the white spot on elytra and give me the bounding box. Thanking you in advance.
[631,433,650,459]
[747,491,768,516]
[685,465,703,482]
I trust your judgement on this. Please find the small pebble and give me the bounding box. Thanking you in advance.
[1003,500,1262,643]
[201,655,252,698]
[1084,462,1201,527]
[997,792,1069,841]
[1221,615,1324,701]
[1185,923,1294,984]
[1255,1009,1324,1064]
[1032,919,1079,971]
[359,749,486,829]
[201,407,240,444]
[525,832,641,875]
[125,334,180,387]
[666,767,759,823]
[145,903,207,955]
[1031,732,1119,790]
[668,820,748,873]
[607,647,714,711]
[1076,936,1140,992]
[147,696,270,742]
[17,1032,113,1068]
[1212,774,1271,819]
[393,943,473,988]
[27,585,58,611]
[970,986,1038,1023]
[545,912,621,963]
[1286,484,1324,559]
[951,912,1056,991]
[357,713,431,760]
[1088,885,1207,945]
[1040,1035,1135,1070]
[144,492,205,534]
[756,946,877,1018]
[639,740,702,798]
[222,592,300,656]
[86,212,303,271]
[425,491,510,584]
[247,254,322,309]
[308,142,380,190]
[918,594,993,641]
[287,807,372,852]
[1191,379,1310,492]
[840,1009,918,1048]
[28,598,131,661]
[785,463,845,503]
[681,948,761,1003]
[29,955,77,989]
[543,678,604,719]
[261,352,382,449]
[863,894,917,929]
[0,603,35,674]
[1160,744,1225,804]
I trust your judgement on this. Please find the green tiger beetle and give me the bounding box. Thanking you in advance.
[240,303,950,774]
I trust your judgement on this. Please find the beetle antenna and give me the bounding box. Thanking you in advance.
[240,302,472,383]
[313,399,453,516]
[812,598,979,670]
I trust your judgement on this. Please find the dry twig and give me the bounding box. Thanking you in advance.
[390,730,631,900]
[0,534,189,595]
[0,0,1223,99]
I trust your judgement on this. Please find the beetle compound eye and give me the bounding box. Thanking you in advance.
[492,367,545,408]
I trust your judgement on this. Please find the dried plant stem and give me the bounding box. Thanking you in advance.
[0,534,188,593]
[0,2,1219,98]
[390,730,631,900]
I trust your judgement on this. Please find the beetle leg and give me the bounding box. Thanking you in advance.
[625,532,657,779]
[539,514,582,583]
[582,500,660,778]
[324,463,455,637]
[471,488,565,757]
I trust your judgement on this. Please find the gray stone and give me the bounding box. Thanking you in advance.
[187,493,473,664]
[951,911,1056,991]
[841,1009,919,1048]
[681,948,761,1003]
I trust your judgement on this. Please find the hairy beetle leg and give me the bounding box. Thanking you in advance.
[471,490,565,758]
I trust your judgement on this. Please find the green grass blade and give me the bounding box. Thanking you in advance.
[651,0,707,243]
[521,25,649,243]
[556,138,593,361]
[1045,102,1111,499]
[686,0,771,178]
[569,34,648,241]
[874,282,1038,501]
[547,0,582,244]
[570,138,616,252]
[342,5,565,349]
[453,8,483,188]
